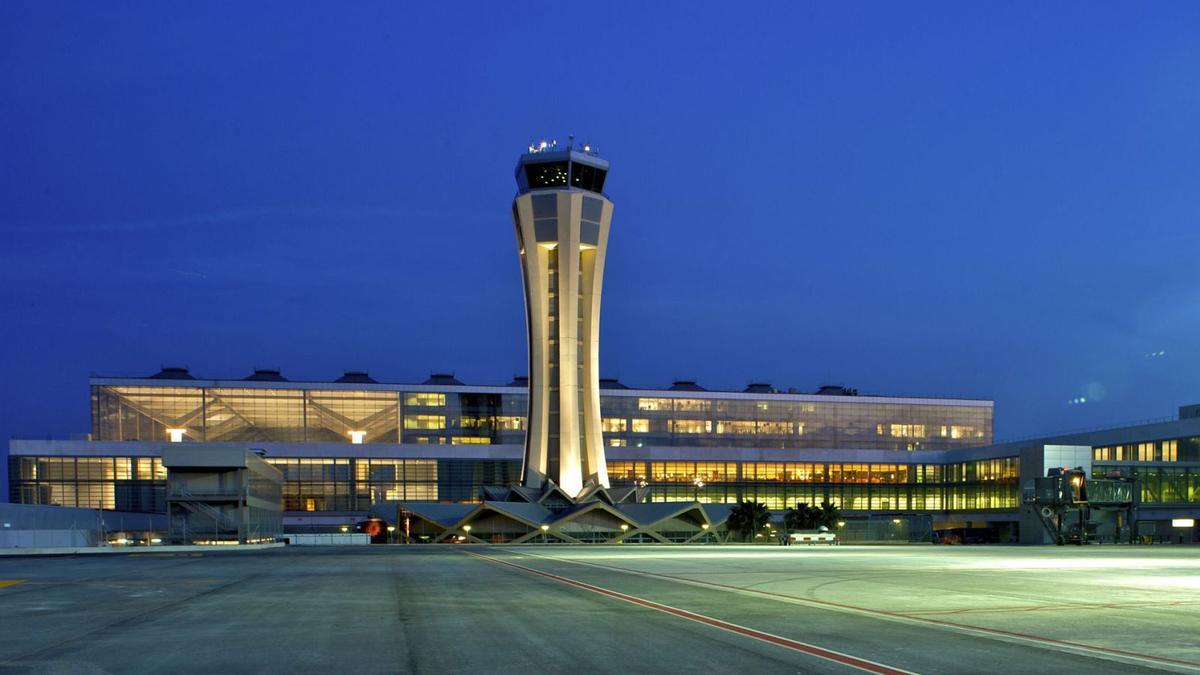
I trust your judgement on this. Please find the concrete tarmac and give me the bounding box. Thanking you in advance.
[0,545,1197,674]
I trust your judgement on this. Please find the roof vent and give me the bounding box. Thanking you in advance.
[423,373,464,386]
[669,380,706,392]
[149,366,194,380]
[816,385,858,396]
[508,375,529,387]
[335,371,377,384]
[743,382,776,394]
[244,368,287,382]
[599,377,628,390]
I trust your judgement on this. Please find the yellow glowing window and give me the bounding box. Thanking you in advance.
[404,392,446,407]
[716,420,756,435]
[667,420,711,434]
[404,415,445,430]
[496,416,527,431]
[607,461,640,478]
[631,419,649,433]
[673,399,708,412]
[750,463,785,481]
[602,417,627,432]
[950,426,975,439]
[884,424,926,438]
[651,462,694,482]
[756,421,792,435]
[637,398,673,411]
[608,438,627,447]
[451,437,491,445]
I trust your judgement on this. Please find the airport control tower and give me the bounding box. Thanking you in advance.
[512,139,612,498]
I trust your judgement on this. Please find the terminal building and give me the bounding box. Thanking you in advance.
[6,143,1199,543]
[7,368,1198,542]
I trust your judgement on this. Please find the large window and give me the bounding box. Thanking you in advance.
[602,418,627,432]
[569,162,607,192]
[525,161,568,188]
[667,420,711,434]
[404,393,445,407]
[404,415,445,430]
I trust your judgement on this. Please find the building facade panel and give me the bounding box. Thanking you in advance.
[90,381,994,451]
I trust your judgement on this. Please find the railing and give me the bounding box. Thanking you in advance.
[173,489,241,532]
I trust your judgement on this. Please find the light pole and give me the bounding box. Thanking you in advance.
[387,525,396,545]
[619,523,629,544]
[540,524,550,544]
[701,522,710,544]
[463,524,472,543]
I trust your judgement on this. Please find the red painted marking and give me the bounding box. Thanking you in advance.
[465,551,914,675]
[519,552,1200,671]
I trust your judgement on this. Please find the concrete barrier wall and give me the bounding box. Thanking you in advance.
[0,529,93,548]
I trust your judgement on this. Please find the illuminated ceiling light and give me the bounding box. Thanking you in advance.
[349,430,366,444]
[166,428,186,443]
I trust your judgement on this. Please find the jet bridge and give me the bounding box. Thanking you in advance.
[1024,466,1136,545]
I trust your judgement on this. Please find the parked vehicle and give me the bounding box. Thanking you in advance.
[788,527,838,545]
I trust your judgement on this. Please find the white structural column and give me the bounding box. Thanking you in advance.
[513,183,612,498]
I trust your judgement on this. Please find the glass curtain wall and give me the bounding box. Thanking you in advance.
[93,385,992,451]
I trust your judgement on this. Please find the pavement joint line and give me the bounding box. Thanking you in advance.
[904,599,1200,616]
[463,550,917,675]
[506,548,1200,674]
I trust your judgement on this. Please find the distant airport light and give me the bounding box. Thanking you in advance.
[166,428,186,443]
[1172,519,1195,528]
[349,430,366,444]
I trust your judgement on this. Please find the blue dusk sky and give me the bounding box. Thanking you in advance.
[2,3,1198,483]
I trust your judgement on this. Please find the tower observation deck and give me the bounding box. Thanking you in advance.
[512,140,612,498]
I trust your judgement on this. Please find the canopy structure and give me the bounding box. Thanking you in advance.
[371,483,732,544]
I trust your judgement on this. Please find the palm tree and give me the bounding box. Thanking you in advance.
[726,501,771,542]
[816,500,841,530]
[784,503,820,533]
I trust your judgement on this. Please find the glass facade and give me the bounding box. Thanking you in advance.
[608,457,1018,512]
[8,456,166,512]
[91,383,992,451]
[1093,464,1200,505]
[10,455,521,513]
[1093,437,1200,463]
[10,453,1017,514]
